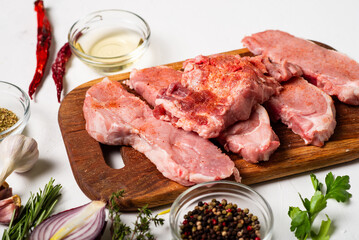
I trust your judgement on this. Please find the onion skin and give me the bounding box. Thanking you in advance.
[30,201,106,240]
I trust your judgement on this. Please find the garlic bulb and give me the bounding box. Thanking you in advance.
[0,134,39,185]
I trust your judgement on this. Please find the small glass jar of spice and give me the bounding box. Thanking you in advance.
[180,199,261,240]
[0,81,31,141]
[0,108,19,135]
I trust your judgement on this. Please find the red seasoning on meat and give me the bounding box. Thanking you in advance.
[130,65,280,162]
[129,66,182,106]
[52,42,72,102]
[243,30,359,105]
[265,77,336,147]
[83,78,240,186]
[154,54,283,138]
[28,0,52,99]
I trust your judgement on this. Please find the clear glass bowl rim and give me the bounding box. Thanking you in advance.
[169,180,274,240]
[67,9,151,63]
[0,81,30,137]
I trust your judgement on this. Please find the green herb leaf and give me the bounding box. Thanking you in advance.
[289,172,351,240]
[309,191,327,219]
[325,172,352,202]
[109,191,164,240]
[131,204,164,240]
[288,207,311,240]
[109,190,131,240]
[311,215,331,240]
[299,193,311,213]
[311,174,323,192]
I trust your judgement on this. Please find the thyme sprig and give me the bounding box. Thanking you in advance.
[109,190,131,240]
[2,178,62,240]
[109,190,164,240]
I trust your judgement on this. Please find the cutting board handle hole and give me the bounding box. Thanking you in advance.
[100,144,125,169]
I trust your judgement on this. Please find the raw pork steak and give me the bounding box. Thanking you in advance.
[265,77,336,147]
[83,78,240,186]
[242,30,359,105]
[154,54,283,138]
[217,104,280,163]
[129,66,182,106]
[130,65,280,163]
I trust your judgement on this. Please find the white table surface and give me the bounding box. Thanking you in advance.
[1,0,359,239]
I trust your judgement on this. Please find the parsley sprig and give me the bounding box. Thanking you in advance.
[288,172,351,240]
[109,190,164,240]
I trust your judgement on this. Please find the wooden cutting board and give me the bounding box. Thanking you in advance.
[58,46,359,211]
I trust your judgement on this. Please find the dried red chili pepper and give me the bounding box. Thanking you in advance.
[28,0,52,99]
[52,43,72,102]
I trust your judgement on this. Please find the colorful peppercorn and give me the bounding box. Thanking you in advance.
[180,198,261,240]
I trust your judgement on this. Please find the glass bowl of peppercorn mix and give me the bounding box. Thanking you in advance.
[0,81,30,141]
[170,181,273,240]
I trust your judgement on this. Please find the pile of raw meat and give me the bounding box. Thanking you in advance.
[83,30,359,186]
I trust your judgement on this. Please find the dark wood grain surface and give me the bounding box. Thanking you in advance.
[58,47,359,211]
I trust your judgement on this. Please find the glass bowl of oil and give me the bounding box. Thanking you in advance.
[68,9,151,74]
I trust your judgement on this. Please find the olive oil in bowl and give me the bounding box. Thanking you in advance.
[87,30,143,58]
[68,10,151,74]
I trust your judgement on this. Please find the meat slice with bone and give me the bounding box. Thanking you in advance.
[83,78,240,186]
[242,30,359,105]
[217,104,280,163]
[265,77,336,147]
[154,54,283,138]
[130,65,280,163]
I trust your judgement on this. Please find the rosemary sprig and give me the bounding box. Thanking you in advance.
[2,178,62,240]
[109,190,164,240]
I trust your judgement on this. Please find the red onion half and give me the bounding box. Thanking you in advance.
[30,201,106,240]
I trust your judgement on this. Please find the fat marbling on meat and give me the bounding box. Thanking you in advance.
[130,65,280,163]
[265,77,336,147]
[154,54,283,138]
[83,78,240,186]
[242,30,359,105]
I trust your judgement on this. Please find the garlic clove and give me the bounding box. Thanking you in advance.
[0,194,21,225]
[0,181,12,200]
